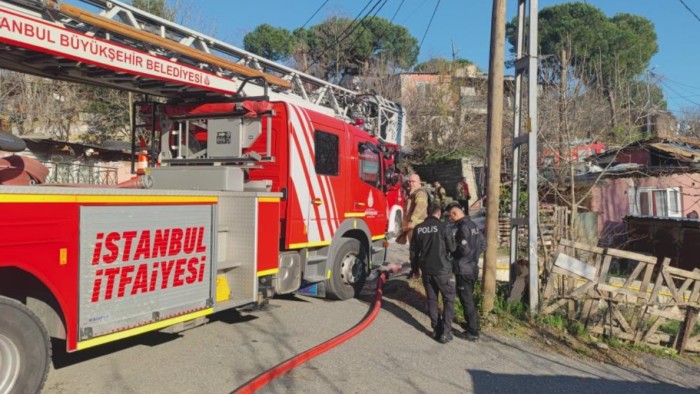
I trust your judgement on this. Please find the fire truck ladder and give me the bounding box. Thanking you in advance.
[0,0,406,145]
[508,0,539,311]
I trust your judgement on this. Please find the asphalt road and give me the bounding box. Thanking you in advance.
[43,245,700,394]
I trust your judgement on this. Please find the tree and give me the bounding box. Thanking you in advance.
[131,0,176,21]
[243,15,418,80]
[244,24,297,61]
[506,4,659,127]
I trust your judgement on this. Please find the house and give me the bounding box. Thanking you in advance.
[584,137,700,247]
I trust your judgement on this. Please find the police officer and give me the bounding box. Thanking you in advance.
[410,203,457,344]
[447,203,486,341]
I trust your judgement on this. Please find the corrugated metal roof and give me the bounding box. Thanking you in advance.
[649,142,700,162]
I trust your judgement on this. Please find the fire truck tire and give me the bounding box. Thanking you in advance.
[0,297,51,394]
[326,238,368,301]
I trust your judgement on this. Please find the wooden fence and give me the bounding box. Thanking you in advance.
[541,239,700,354]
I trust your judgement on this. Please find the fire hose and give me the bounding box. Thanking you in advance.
[231,271,388,394]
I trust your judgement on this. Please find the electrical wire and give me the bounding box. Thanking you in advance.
[345,0,390,55]
[303,0,383,73]
[401,0,429,24]
[390,0,406,23]
[300,0,330,29]
[679,0,700,24]
[418,0,441,52]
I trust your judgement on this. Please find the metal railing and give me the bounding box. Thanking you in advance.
[42,161,119,185]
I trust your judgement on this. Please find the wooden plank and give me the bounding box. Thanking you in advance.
[642,316,666,344]
[662,270,685,305]
[615,262,645,303]
[605,248,658,265]
[647,306,684,321]
[677,307,700,356]
[598,255,613,284]
[649,258,671,303]
[541,282,595,315]
[554,253,597,281]
[611,304,633,333]
[558,239,606,254]
[597,283,647,300]
[666,266,700,282]
[690,280,700,305]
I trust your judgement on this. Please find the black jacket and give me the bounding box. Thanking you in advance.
[452,217,487,279]
[410,216,456,276]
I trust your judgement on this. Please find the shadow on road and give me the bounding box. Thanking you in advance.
[52,309,258,369]
[467,369,699,393]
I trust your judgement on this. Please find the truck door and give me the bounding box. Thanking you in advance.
[349,134,387,237]
[287,104,342,247]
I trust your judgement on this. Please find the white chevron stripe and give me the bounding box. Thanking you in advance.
[289,104,331,241]
[300,108,339,232]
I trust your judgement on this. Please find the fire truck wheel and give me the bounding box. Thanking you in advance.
[326,238,368,300]
[0,297,51,394]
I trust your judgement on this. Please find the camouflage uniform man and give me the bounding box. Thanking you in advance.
[456,177,471,210]
[397,174,429,245]
[433,181,447,209]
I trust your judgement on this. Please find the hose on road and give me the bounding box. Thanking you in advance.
[231,271,388,394]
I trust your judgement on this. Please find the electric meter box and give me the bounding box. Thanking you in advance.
[207,118,262,158]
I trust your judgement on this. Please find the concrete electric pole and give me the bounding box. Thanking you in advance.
[483,0,507,314]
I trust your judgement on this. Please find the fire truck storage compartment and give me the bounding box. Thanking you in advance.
[150,166,245,192]
[79,203,215,341]
[207,118,263,158]
[213,192,280,309]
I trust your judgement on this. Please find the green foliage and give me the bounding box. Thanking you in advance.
[567,320,587,337]
[414,57,475,73]
[539,313,567,330]
[131,0,176,21]
[499,185,528,218]
[243,24,297,61]
[506,3,659,88]
[625,80,667,111]
[292,16,417,79]
[81,88,130,145]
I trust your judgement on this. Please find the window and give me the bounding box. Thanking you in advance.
[634,187,682,217]
[314,130,339,176]
[358,142,381,188]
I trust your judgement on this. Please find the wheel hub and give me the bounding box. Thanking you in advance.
[340,253,364,286]
[0,334,20,394]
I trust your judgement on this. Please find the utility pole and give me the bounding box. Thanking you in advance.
[483,0,507,314]
[508,0,539,312]
[646,69,652,135]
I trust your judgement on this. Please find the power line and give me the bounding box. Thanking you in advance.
[659,75,700,92]
[300,0,330,29]
[401,0,429,24]
[390,0,406,23]
[659,79,700,107]
[303,0,383,73]
[346,0,390,53]
[418,0,441,52]
[679,0,700,24]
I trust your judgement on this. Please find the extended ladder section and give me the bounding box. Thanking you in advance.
[0,0,406,145]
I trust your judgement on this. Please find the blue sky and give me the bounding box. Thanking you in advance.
[69,0,700,114]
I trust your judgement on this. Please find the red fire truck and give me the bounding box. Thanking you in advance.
[0,1,408,393]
